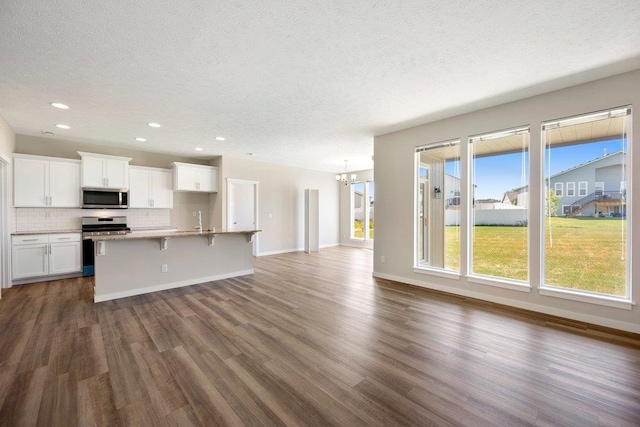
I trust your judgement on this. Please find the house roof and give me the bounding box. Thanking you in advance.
[548,151,625,180]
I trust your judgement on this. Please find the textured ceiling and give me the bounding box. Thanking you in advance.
[1,1,640,173]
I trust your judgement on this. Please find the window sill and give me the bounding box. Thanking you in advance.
[413,266,461,280]
[467,275,531,293]
[539,287,634,310]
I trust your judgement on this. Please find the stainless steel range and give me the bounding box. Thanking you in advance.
[82,216,130,276]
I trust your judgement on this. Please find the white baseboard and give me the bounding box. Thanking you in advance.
[257,243,339,257]
[12,272,83,287]
[372,271,640,334]
[94,269,254,303]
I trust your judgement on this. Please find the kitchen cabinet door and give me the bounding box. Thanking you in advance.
[81,156,106,187]
[197,167,217,192]
[105,158,129,188]
[49,161,80,207]
[171,162,218,192]
[129,167,152,208]
[79,152,131,189]
[150,170,173,208]
[49,241,82,275]
[174,164,199,191]
[14,157,48,207]
[12,244,48,279]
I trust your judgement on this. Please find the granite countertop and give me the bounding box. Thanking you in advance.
[91,229,261,241]
[12,229,82,236]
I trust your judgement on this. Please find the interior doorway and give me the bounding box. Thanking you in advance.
[227,178,259,255]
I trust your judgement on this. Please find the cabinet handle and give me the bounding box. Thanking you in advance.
[22,238,38,242]
[57,237,71,240]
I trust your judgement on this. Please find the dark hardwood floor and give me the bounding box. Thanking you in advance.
[0,246,639,426]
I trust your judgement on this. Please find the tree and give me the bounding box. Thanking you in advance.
[546,189,560,216]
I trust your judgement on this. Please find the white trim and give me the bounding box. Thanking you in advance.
[0,157,10,291]
[227,178,259,256]
[467,275,531,293]
[413,266,461,280]
[12,272,82,286]
[257,243,339,257]
[94,269,254,302]
[566,182,575,197]
[578,181,588,196]
[257,248,302,257]
[554,182,563,196]
[372,271,640,334]
[539,287,634,310]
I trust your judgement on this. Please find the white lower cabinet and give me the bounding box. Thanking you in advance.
[12,233,82,280]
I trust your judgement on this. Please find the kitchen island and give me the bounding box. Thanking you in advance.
[92,229,260,302]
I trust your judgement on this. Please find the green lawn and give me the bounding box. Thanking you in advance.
[444,217,627,296]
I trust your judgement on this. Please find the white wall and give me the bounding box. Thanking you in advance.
[218,156,339,256]
[339,168,374,248]
[374,69,640,333]
[0,116,15,161]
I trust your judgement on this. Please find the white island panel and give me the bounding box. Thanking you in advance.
[94,232,255,302]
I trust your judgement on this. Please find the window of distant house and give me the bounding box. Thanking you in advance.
[555,182,563,196]
[578,181,588,197]
[566,182,575,197]
[543,106,631,299]
[351,181,374,241]
[415,139,460,272]
[469,127,530,284]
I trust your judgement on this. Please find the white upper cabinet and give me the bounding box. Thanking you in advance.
[14,154,80,207]
[171,162,218,192]
[129,166,173,208]
[78,152,131,189]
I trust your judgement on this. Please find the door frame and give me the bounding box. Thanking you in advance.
[0,156,10,294]
[226,178,259,256]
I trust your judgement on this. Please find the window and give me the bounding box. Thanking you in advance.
[555,182,563,196]
[351,181,374,241]
[566,182,575,197]
[415,139,460,272]
[470,127,529,283]
[578,181,588,196]
[543,106,631,298]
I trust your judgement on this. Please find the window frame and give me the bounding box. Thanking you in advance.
[566,182,575,197]
[541,106,632,302]
[555,182,563,197]
[578,181,588,197]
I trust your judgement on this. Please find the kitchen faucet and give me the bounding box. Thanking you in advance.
[194,210,202,234]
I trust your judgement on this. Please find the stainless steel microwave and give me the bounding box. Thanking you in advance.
[82,188,129,209]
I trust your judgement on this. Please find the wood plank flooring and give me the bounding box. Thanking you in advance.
[0,246,639,426]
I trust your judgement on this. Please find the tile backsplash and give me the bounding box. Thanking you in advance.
[12,208,171,233]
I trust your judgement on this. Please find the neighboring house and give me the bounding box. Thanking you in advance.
[548,151,626,217]
[353,188,374,222]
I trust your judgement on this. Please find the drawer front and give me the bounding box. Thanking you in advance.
[49,233,81,243]
[12,235,48,245]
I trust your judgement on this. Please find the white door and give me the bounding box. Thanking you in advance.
[227,179,258,254]
[82,157,106,187]
[12,244,49,279]
[151,170,173,208]
[105,159,128,188]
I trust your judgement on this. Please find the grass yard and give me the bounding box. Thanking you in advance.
[444,217,627,296]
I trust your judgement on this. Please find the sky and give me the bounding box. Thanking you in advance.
[447,139,624,200]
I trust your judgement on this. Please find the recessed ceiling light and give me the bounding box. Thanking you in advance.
[42,131,55,136]
[148,122,161,128]
[215,136,225,141]
[135,137,147,142]
[50,102,69,109]
[55,124,70,129]
[194,147,204,151]
[246,152,253,156]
